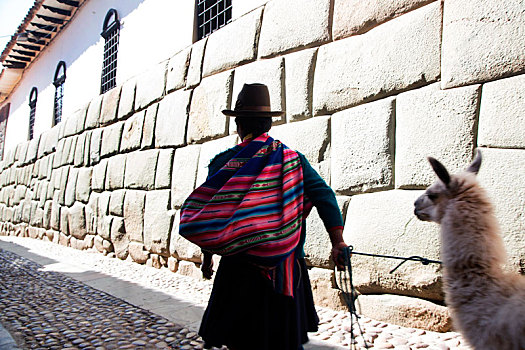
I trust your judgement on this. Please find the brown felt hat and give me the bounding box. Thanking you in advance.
[222,83,284,117]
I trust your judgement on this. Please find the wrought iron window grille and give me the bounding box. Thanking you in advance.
[28,87,38,140]
[53,61,66,126]
[196,0,232,40]
[100,9,120,94]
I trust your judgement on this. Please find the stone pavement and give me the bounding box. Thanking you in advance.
[0,236,470,349]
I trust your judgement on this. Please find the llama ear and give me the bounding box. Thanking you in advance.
[428,157,451,185]
[466,150,482,174]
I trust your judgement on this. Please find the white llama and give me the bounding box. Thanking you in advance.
[413,151,525,350]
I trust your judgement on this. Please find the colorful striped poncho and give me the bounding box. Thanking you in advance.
[179,134,311,297]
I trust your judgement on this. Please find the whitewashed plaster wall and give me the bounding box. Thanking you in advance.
[2,0,197,153]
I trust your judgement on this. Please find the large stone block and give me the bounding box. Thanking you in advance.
[395,83,480,188]
[478,74,525,148]
[64,136,77,165]
[333,0,434,39]
[171,145,201,209]
[258,0,331,58]
[477,148,525,273]
[75,168,92,203]
[170,211,201,262]
[110,216,129,260]
[68,202,87,240]
[16,142,29,165]
[43,200,52,229]
[100,85,122,126]
[313,2,441,115]
[57,167,70,205]
[30,203,43,227]
[100,122,124,158]
[64,168,78,207]
[85,94,103,130]
[76,105,89,134]
[124,150,159,190]
[89,128,103,165]
[92,159,107,192]
[155,90,191,147]
[135,61,167,110]
[63,109,81,138]
[196,135,239,186]
[271,116,330,165]
[331,97,394,194]
[343,190,443,301]
[37,157,48,180]
[85,194,97,234]
[167,47,191,93]
[155,149,173,189]
[121,111,145,152]
[442,0,525,88]
[356,294,451,332]
[144,190,173,255]
[73,132,86,167]
[40,125,59,156]
[26,135,40,164]
[105,154,127,190]
[109,189,125,216]
[202,7,263,77]
[82,132,92,167]
[124,190,145,243]
[187,71,233,144]
[230,57,284,128]
[284,48,316,122]
[141,104,158,149]
[186,38,207,89]
[50,192,61,231]
[117,78,136,120]
[97,191,110,219]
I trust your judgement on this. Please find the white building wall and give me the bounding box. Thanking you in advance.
[2,0,200,153]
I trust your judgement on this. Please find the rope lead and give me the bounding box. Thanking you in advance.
[335,246,442,349]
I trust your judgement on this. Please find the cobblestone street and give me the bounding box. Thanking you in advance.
[0,237,470,349]
[0,248,208,349]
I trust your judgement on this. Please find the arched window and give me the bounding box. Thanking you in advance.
[53,61,66,126]
[28,87,38,140]
[196,0,232,40]
[100,9,120,94]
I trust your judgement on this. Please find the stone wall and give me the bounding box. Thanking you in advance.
[1,0,524,332]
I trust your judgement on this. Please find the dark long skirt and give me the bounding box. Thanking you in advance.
[199,256,319,350]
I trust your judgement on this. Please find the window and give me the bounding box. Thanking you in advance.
[196,0,232,40]
[100,9,120,94]
[53,61,66,126]
[28,87,38,140]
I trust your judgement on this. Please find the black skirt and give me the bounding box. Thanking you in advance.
[199,256,319,350]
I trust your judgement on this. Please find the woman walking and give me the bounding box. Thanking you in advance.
[180,83,347,350]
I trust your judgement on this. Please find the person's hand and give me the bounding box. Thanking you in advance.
[201,251,214,279]
[331,241,349,270]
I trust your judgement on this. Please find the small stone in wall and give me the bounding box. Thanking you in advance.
[128,242,149,264]
[168,257,178,273]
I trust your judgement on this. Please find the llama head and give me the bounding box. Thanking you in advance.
[414,151,482,223]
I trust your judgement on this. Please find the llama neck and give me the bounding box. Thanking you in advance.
[440,187,506,280]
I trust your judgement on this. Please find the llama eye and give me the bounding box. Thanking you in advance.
[427,193,438,201]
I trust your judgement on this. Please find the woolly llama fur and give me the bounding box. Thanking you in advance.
[414,151,525,350]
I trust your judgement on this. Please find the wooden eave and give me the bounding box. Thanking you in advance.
[0,0,86,102]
